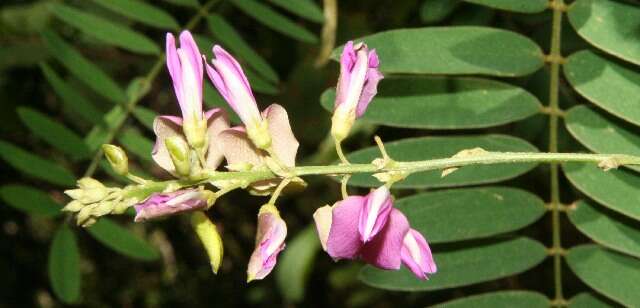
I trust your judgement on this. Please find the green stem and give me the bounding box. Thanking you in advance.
[548,0,565,304]
[130,152,640,197]
[83,0,220,177]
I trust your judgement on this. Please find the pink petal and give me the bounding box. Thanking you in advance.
[166,33,183,107]
[134,189,208,222]
[401,229,437,280]
[205,62,231,104]
[216,128,264,167]
[152,115,184,176]
[326,196,367,260]
[179,31,203,87]
[355,62,383,118]
[359,186,393,243]
[213,45,252,96]
[247,212,287,280]
[335,41,356,109]
[360,209,409,270]
[313,205,333,251]
[262,104,299,167]
[204,108,230,169]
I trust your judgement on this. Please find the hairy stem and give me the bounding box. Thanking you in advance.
[548,0,565,304]
[83,0,220,177]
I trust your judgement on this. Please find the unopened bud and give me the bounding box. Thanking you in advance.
[102,144,128,175]
[63,200,84,212]
[246,120,272,150]
[77,177,104,190]
[165,137,191,177]
[192,212,224,274]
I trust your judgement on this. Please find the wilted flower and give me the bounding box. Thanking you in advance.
[313,186,436,279]
[331,41,383,142]
[134,188,214,222]
[192,211,224,274]
[247,204,287,282]
[205,45,271,150]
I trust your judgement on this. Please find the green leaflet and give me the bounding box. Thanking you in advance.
[331,27,544,76]
[0,140,75,186]
[359,237,546,291]
[41,30,127,104]
[50,3,160,55]
[563,163,640,221]
[396,187,545,243]
[48,225,81,303]
[464,0,548,13]
[117,128,154,162]
[320,76,541,129]
[207,14,279,83]
[132,106,157,132]
[228,0,318,43]
[420,0,460,24]
[91,0,180,30]
[564,50,640,127]
[346,135,538,189]
[569,293,615,308]
[565,106,640,173]
[0,185,61,217]
[429,291,549,307]
[568,0,640,65]
[568,200,640,259]
[267,0,324,23]
[17,107,91,161]
[87,218,160,261]
[567,245,640,307]
[275,225,320,303]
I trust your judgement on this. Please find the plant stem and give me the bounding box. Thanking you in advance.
[548,0,565,304]
[83,0,219,177]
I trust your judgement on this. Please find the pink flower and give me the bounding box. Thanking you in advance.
[134,189,212,222]
[247,204,287,281]
[205,46,271,150]
[313,187,436,279]
[166,31,209,149]
[331,41,384,141]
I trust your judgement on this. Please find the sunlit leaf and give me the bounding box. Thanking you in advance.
[565,106,640,172]
[430,291,549,308]
[568,0,640,65]
[332,27,544,76]
[91,0,180,30]
[564,163,640,221]
[0,140,75,186]
[346,135,538,189]
[87,218,160,261]
[397,187,545,243]
[41,30,127,104]
[464,0,547,13]
[229,0,318,43]
[207,14,279,82]
[568,200,640,258]
[359,237,546,291]
[564,50,640,127]
[0,185,61,217]
[567,245,640,307]
[268,0,324,23]
[48,225,80,303]
[276,225,320,303]
[320,77,541,129]
[50,3,160,55]
[17,107,90,161]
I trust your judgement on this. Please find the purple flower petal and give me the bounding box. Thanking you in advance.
[166,33,183,108]
[247,211,287,281]
[360,209,410,270]
[401,229,437,280]
[134,189,208,222]
[326,196,367,260]
[355,64,383,118]
[335,41,356,109]
[359,186,393,243]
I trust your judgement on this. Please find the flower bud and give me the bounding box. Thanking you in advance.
[102,144,128,175]
[62,200,84,212]
[165,136,191,177]
[192,212,224,274]
[77,177,104,190]
[134,189,212,222]
[247,204,287,282]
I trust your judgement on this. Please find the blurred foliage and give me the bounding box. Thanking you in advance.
[1,0,639,307]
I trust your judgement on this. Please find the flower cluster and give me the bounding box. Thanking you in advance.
[63,30,435,282]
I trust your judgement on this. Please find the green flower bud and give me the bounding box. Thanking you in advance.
[192,212,224,274]
[77,177,104,190]
[165,137,191,177]
[63,200,84,212]
[102,144,129,175]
